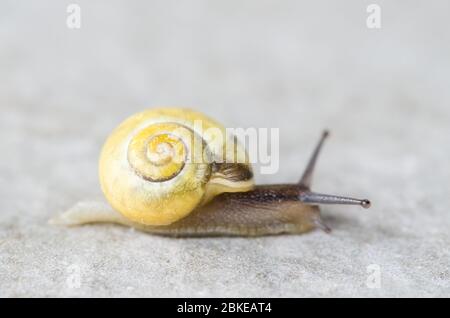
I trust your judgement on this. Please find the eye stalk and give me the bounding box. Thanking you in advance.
[299,190,371,209]
[298,130,371,209]
[299,130,330,188]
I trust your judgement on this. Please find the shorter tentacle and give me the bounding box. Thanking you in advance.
[299,130,329,188]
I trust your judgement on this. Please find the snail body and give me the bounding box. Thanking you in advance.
[52,107,370,236]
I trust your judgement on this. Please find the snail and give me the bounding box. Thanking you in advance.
[50,108,371,236]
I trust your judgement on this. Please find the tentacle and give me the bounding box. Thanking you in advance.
[299,130,329,188]
[298,191,371,208]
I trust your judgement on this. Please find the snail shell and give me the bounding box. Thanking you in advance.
[99,108,254,226]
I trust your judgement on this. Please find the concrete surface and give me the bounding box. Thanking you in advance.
[1,0,449,297]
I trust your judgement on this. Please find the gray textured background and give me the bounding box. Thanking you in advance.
[1,0,449,297]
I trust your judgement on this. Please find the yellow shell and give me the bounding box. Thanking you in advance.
[99,108,254,226]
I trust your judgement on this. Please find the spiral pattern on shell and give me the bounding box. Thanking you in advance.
[128,122,197,182]
[98,108,253,226]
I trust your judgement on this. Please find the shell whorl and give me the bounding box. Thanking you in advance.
[99,108,254,226]
[128,122,197,182]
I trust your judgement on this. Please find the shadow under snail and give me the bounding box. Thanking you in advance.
[51,108,371,236]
